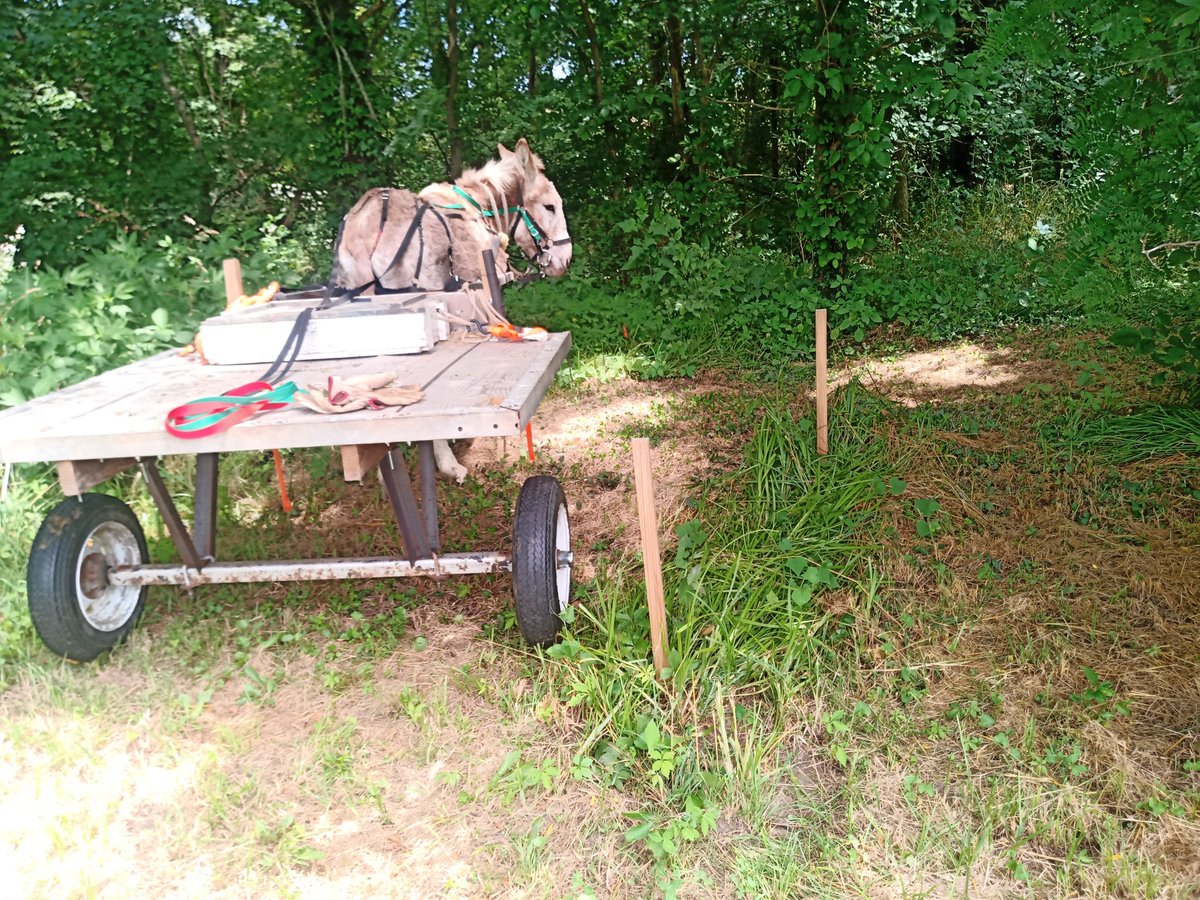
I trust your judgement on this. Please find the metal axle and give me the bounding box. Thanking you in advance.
[107,552,511,587]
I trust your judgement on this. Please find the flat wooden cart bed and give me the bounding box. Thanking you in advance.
[0,332,573,661]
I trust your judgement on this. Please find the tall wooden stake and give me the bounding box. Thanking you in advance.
[632,437,669,676]
[222,258,244,308]
[815,308,828,455]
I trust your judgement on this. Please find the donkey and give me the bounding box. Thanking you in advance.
[329,139,573,482]
[331,138,572,294]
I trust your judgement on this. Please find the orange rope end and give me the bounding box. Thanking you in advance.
[525,422,535,463]
[272,448,293,513]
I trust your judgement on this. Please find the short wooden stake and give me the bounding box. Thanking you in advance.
[222,258,244,308]
[632,438,669,676]
[815,308,828,455]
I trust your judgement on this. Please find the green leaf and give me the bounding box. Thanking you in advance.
[914,498,940,517]
[640,719,662,751]
[1110,327,1143,348]
[624,822,654,843]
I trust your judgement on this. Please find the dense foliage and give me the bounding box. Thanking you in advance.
[1,0,1198,396]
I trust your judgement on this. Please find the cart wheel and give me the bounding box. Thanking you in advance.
[26,494,149,662]
[511,476,572,646]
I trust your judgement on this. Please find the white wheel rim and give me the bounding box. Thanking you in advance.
[75,522,142,631]
[555,502,571,612]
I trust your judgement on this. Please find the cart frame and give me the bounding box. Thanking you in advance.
[1,306,574,660]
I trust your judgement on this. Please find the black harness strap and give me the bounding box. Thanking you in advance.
[371,202,430,291]
[366,188,392,261]
[425,206,459,289]
[262,196,480,378]
[258,288,342,385]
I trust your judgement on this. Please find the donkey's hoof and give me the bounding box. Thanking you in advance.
[438,462,469,483]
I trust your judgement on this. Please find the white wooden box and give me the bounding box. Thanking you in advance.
[199,296,447,365]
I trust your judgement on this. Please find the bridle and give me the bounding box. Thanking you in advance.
[439,184,571,271]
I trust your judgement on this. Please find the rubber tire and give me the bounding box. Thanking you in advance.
[511,475,570,646]
[27,494,149,662]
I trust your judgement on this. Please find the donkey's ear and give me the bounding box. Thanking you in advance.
[514,138,536,176]
[496,143,513,159]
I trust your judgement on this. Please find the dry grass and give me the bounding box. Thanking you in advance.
[839,334,1200,897]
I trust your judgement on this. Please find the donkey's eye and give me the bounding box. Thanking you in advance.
[544,204,556,214]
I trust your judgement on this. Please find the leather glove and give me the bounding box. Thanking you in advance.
[294,371,424,414]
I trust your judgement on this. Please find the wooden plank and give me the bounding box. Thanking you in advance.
[632,438,669,676]
[16,343,474,443]
[199,303,437,365]
[0,320,477,444]
[501,334,573,426]
[815,308,828,455]
[14,365,229,444]
[413,335,569,421]
[0,337,569,463]
[0,350,184,434]
[247,340,483,428]
[223,258,244,306]
[57,458,137,495]
[341,443,392,482]
[0,407,525,463]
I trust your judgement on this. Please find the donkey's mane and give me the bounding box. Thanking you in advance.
[456,151,544,198]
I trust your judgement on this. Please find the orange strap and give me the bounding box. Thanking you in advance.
[272,449,293,512]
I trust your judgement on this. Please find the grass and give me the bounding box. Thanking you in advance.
[0,327,1197,896]
[1077,406,1200,463]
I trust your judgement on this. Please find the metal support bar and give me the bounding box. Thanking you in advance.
[139,459,203,571]
[417,441,441,552]
[481,247,506,318]
[193,453,219,562]
[108,552,511,587]
[379,449,430,563]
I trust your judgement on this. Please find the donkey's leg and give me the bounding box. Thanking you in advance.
[432,438,468,483]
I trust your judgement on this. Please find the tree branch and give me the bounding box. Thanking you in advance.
[1141,236,1200,268]
[158,61,206,163]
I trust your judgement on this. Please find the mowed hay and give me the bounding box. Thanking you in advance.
[856,343,1200,891]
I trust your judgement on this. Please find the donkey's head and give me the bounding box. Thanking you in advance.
[497,138,573,277]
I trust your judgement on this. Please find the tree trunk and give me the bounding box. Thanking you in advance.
[666,10,687,146]
[287,0,377,166]
[892,145,910,225]
[446,0,462,178]
[579,0,603,108]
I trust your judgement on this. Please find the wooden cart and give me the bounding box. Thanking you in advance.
[0,330,573,661]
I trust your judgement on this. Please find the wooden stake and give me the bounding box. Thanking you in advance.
[815,308,828,455]
[222,258,244,308]
[631,437,669,676]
